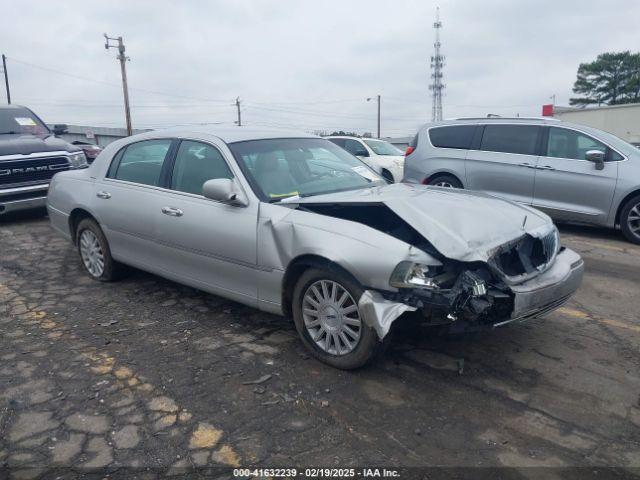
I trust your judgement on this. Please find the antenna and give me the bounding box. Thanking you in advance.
[429,7,445,122]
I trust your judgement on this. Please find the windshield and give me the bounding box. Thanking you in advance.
[363,139,403,156]
[0,107,50,135]
[229,138,385,202]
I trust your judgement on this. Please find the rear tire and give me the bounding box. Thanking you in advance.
[76,218,124,281]
[292,268,382,369]
[427,174,463,189]
[620,195,640,244]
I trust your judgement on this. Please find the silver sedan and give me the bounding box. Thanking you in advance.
[47,128,584,369]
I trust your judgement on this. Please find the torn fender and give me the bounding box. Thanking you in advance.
[358,290,416,339]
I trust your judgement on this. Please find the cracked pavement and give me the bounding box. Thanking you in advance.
[1,211,639,478]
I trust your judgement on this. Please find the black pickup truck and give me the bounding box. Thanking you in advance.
[0,105,87,215]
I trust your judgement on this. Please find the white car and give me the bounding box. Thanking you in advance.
[327,136,405,183]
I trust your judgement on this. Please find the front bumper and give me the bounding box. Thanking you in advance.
[0,184,49,215]
[361,247,584,339]
[496,247,584,326]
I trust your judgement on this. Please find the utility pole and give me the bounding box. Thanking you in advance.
[1,54,10,104]
[429,7,445,122]
[367,94,381,138]
[104,34,132,136]
[235,97,242,126]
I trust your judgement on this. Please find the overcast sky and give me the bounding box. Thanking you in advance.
[2,0,639,137]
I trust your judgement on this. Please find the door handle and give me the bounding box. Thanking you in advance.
[519,163,536,169]
[537,165,556,170]
[161,206,183,217]
[96,191,111,199]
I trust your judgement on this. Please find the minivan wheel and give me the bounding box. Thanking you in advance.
[620,195,640,244]
[76,218,123,281]
[427,174,463,189]
[292,268,381,369]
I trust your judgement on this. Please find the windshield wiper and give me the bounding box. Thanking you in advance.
[0,131,18,135]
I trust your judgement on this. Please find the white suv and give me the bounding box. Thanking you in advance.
[327,136,404,183]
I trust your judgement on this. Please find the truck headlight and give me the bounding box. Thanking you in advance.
[68,152,88,168]
[390,261,439,289]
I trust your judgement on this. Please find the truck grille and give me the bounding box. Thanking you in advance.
[0,156,70,187]
[490,230,558,282]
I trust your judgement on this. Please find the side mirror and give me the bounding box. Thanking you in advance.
[354,149,369,157]
[585,150,605,170]
[202,178,247,207]
[52,124,68,135]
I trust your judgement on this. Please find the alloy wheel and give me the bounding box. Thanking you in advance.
[79,229,105,277]
[433,180,454,188]
[302,280,362,356]
[628,202,640,238]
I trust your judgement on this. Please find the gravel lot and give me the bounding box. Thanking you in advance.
[1,211,639,478]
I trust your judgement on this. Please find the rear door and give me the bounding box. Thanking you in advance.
[94,138,174,267]
[465,124,541,205]
[532,126,619,224]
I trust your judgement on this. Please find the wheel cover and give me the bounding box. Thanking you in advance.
[434,180,454,188]
[79,230,105,277]
[628,202,640,238]
[302,280,362,356]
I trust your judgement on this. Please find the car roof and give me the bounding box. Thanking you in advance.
[130,126,318,144]
[326,136,385,141]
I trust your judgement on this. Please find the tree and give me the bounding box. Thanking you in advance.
[570,51,640,106]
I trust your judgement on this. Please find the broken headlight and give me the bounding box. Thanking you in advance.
[390,262,440,289]
[68,152,88,169]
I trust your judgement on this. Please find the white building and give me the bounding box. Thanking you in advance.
[551,103,640,146]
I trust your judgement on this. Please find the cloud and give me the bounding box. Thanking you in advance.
[3,0,639,136]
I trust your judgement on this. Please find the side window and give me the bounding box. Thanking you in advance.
[171,140,233,195]
[547,127,609,161]
[480,125,540,155]
[344,139,367,156]
[109,139,171,186]
[328,138,345,148]
[429,125,476,149]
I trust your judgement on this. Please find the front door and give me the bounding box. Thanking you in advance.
[153,139,259,305]
[533,126,619,224]
[465,124,541,205]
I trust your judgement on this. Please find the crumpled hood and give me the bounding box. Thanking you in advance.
[0,133,79,157]
[287,183,553,262]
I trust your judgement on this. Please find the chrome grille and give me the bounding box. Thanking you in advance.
[0,156,70,187]
[490,229,558,283]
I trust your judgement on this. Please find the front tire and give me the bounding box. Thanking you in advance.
[620,195,640,244]
[292,268,381,369]
[76,218,123,281]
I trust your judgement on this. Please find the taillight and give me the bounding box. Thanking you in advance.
[405,146,415,156]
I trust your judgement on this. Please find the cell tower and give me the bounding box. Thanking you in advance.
[429,7,445,122]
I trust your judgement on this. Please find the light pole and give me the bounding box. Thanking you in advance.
[104,34,132,136]
[367,95,381,138]
[2,54,10,104]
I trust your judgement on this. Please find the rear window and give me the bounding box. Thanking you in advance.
[480,125,540,156]
[429,125,476,149]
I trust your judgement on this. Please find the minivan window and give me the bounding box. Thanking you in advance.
[171,140,233,195]
[480,125,540,156]
[429,125,476,149]
[547,127,613,161]
[109,139,172,186]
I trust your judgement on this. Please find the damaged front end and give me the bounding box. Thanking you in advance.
[286,189,584,341]
[359,237,584,340]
